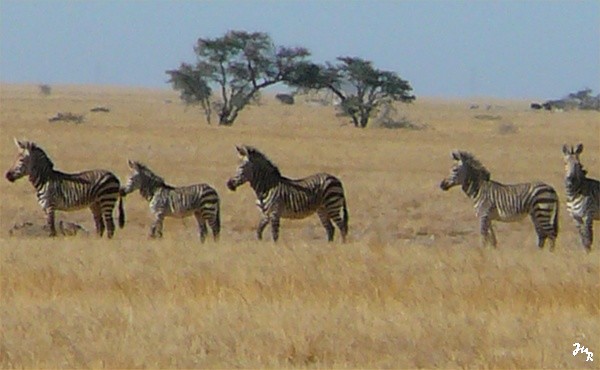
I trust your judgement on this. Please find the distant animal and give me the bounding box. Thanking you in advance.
[530,103,543,110]
[226,145,348,242]
[121,160,220,242]
[562,144,599,251]
[440,150,559,249]
[5,139,125,238]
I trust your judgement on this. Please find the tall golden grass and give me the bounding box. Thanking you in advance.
[1,84,598,368]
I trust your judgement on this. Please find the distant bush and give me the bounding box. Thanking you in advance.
[474,114,502,121]
[48,112,85,124]
[275,93,295,105]
[497,121,518,134]
[372,103,426,130]
[39,84,52,96]
[539,88,600,111]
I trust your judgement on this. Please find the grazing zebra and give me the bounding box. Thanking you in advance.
[5,139,125,238]
[120,160,220,242]
[440,150,559,249]
[562,144,599,251]
[226,145,348,242]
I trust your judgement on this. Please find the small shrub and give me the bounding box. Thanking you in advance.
[474,114,502,121]
[497,121,518,134]
[48,112,85,124]
[39,84,52,96]
[375,116,427,130]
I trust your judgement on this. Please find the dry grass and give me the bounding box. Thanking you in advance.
[1,84,599,368]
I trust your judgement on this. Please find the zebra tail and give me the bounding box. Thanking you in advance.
[342,199,349,233]
[552,200,559,237]
[118,196,125,228]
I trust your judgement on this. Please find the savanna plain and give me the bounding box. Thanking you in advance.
[0,84,599,368]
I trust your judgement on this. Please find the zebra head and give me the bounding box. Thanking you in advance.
[562,143,587,181]
[440,150,490,191]
[227,145,253,191]
[122,160,143,195]
[226,145,280,191]
[5,138,44,183]
[122,160,168,199]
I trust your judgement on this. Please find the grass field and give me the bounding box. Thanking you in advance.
[1,84,598,368]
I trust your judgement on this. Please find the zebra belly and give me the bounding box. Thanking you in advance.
[490,208,527,222]
[164,209,197,218]
[280,208,316,219]
[567,197,599,220]
[41,194,91,211]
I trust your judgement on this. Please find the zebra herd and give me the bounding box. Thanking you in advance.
[5,138,599,251]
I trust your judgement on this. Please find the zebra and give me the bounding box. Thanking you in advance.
[226,145,348,242]
[439,150,559,249]
[562,144,599,251]
[5,138,125,238]
[120,160,220,242]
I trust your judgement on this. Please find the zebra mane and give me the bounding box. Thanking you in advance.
[134,162,169,187]
[26,142,55,170]
[245,146,281,177]
[457,151,491,181]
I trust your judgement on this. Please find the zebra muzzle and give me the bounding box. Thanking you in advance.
[226,179,237,191]
[5,171,16,182]
[440,180,452,191]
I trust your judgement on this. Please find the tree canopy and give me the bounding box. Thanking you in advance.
[166,30,310,125]
[289,57,415,127]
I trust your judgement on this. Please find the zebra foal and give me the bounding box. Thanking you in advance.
[226,145,348,242]
[562,144,599,251]
[440,150,559,249]
[120,160,220,242]
[5,139,125,238]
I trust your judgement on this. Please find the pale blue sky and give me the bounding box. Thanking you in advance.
[1,1,598,99]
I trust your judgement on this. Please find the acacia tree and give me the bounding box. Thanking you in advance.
[289,57,415,128]
[167,30,310,125]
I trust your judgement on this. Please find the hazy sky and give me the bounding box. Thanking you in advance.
[1,1,598,99]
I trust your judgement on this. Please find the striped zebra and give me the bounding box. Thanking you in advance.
[120,160,220,242]
[226,145,348,242]
[562,144,599,251]
[440,150,559,249]
[5,139,125,238]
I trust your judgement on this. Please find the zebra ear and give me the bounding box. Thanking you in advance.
[127,160,138,169]
[451,150,461,161]
[562,144,570,155]
[14,138,26,149]
[236,145,247,157]
[575,143,583,155]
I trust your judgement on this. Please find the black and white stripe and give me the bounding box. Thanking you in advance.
[121,160,220,242]
[226,145,348,242]
[562,144,599,251]
[440,150,558,249]
[5,139,124,238]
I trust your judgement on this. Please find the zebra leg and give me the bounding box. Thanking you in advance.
[194,212,208,243]
[209,212,220,242]
[479,216,496,247]
[103,205,116,239]
[581,216,593,252]
[488,225,497,247]
[90,203,105,237]
[150,214,165,238]
[256,217,269,240]
[45,208,57,237]
[270,215,281,242]
[317,209,335,242]
[330,207,348,242]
